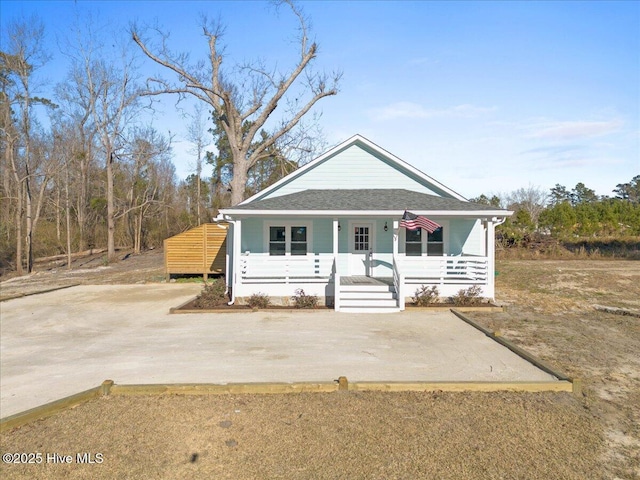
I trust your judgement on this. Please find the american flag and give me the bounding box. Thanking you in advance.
[400,211,441,234]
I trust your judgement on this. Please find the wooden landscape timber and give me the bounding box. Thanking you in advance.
[163,223,228,280]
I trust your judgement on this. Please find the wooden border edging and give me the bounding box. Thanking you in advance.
[1,376,574,432]
[0,283,80,302]
[169,300,503,314]
[0,383,104,433]
[450,309,581,395]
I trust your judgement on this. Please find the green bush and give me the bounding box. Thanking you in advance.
[450,286,483,306]
[193,278,227,308]
[291,288,319,309]
[412,285,439,306]
[247,292,270,309]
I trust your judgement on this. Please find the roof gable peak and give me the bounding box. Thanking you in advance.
[239,134,466,205]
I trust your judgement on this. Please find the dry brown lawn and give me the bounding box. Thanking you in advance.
[1,253,639,479]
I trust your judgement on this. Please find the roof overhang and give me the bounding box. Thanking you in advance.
[220,209,513,218]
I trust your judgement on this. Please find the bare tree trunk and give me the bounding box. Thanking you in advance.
[56,185,61,242]
[106,150,116,261]
[65,159,72,269]
[196,159,202,225]
[229,156,248,207]
[15,181,23,275]
[24,165,33,273]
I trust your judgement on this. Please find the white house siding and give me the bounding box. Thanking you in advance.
[260,144,451,200]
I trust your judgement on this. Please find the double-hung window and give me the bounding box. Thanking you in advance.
[268,224,309,255]
[404,226,444,256]
[269,226,286,255]
[427,227,443,256]
[290,226,308,255]
[405,229,422,256]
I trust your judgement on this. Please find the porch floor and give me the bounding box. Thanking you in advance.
[340,276,394,286]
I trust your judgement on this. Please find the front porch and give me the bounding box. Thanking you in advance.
[233,251,492,311]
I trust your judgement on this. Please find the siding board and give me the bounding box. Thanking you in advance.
[263,144,444,199]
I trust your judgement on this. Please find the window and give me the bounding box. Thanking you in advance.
[427,227,444,256]
[354,226,369,251]
[290,226,307,255]
[269,226,286,255]
[405,229,422,256]
[267,223,311,255]
[404,225,445,256]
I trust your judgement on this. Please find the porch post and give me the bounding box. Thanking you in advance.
[392,220,399,257]
[234,219,242,290]
[333,218,340,311]
[486,219,495,300]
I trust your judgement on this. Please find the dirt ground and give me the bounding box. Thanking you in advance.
[1,252,639,479]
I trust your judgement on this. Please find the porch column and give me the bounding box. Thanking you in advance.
[486,219,495,300]
[333,218,340,311]
[392,220,399,257]
[234,219,242,289]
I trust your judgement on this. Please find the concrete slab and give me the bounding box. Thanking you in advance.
[1,285,557,418]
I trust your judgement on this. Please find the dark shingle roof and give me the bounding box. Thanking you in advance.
[230,189,502,212]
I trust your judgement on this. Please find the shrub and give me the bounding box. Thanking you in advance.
[247,292,270,309]
[193,277,227,308]
[450,285,483,306]
[291,288,319,309]
[412,285,439,306]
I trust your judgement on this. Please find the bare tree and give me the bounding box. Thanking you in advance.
[132,0,340,205]
[503,184,549,227]
[1,16,53,273]
[66,17,142,262]
[185,103,209,225]
[117,126,172,253]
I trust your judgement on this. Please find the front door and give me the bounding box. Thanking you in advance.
[349,222,373,276]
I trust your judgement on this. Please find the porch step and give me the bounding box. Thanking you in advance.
[341,298,398,308]
[339,306,401,313]
[340,284,394,292]
[337,283,400,312]
[341,290,396,300]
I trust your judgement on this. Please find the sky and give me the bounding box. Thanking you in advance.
[2,0,639,200]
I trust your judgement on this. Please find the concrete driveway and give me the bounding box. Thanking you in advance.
[1,285,557,418]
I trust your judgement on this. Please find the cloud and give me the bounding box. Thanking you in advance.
[370,102,496,121]
[526,119,624,140]
[520,143,624,170]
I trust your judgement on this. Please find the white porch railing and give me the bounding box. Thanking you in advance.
[333,257,340,311]
[240,253,334,284]
[392,255,405,311]
[400,256,489,285]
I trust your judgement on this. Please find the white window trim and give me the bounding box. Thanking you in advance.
[263,221,313,255]
[400,219,448,256]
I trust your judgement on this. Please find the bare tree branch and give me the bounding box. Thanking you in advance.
[131,1,340,205]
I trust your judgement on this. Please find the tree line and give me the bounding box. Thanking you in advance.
[471,176,640,247]
[1,2,337,275]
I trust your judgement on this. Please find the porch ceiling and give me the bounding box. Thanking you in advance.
[223,189,509,216]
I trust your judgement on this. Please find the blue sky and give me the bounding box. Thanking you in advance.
[2,0,638,199]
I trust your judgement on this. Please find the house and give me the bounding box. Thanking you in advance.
[219,135,512,312]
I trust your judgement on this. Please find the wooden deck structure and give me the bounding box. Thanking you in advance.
[163,223,228,280]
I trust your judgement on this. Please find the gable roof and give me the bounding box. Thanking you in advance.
[238,134,467,206]
[223,189,511,217]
